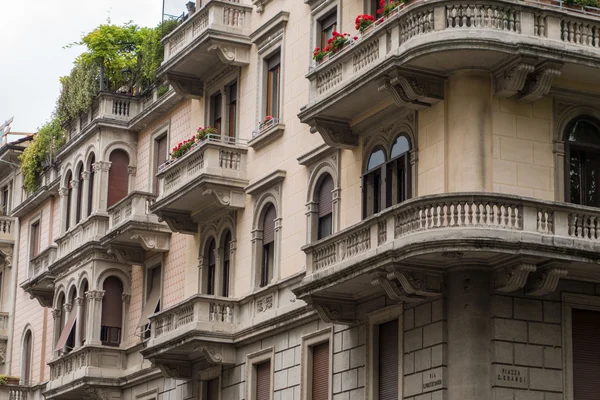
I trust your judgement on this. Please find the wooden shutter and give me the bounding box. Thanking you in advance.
[155,136,168,193]
[222,231,231,297]
[263,205,276,244]
[101,277,123,328]
[318,175,334,217]
[256,361,271,400]
[87,155,95,216]
[24,331,32,384]
[30,222,39,258]
[207,378,220,400]
[107,150,129,208]
[573,308,600,400]
[378,319,399,400]
[312,342,330,400]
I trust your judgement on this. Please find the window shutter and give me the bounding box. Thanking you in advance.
[267,53,280,70]
[107,150,129,208]
[88,155,95,216]
[262,205,276,244]
[318,175,334,217]
[31,223,39,258]
[55,311,77,351]
[573,308,600,400]
[101,277,123,328]
[155,136,168,193]
[256,361,271,400]
[312,342,329,400]
[207,378,220,400]
[24,332,32,384]
[378,319,399,400]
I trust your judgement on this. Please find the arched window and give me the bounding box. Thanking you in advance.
[363,148,386,218]
[222,231,232,297]
[317,174,334,240]
[261,205,276,287]
[107,150,129,208]
[65,171,73,230]
[101,277,123,346]
[87,154,95,216]
[22,330,33,384]
[76,164,84,224]
[56,292,65,345]
[206,239,216,295]
[81,280,88,345]
[388,136,411,206]
[566,118,600,207]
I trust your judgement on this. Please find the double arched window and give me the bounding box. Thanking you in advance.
[566,117,600,207]
[363,136,412,218]
[22,330,33,384]
[101,277,124,346]
[62,152,96,232]
[261,205,276,287]
[202,229,234,297]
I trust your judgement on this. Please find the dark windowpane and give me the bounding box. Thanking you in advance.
[228,83,237,138]
[318,214,333,240]
[568,119,600,145]
[207,239,216,295]
[391,136,410,159]
[585,153,600,207]
[261,242,274,287]
[87,155,95,216]
[212,93,222,133]
[368,149,386,170]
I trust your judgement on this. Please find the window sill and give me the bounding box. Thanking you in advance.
[248,123,285,150]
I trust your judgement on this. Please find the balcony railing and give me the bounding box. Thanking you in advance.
[1,385,31,400]
[150,296,237,340]
[157,135,248,197]
[163,0,252,63]
[0,311,8,336]
[0,215,14,241]
[56,216,108,260]
[108,191,157,230]
[303,193,600,274]
[29,246,57,278]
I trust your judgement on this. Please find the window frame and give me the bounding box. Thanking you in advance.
[246,347,274,400]
[367,305,404,400]
[1,181,11,215]
[205,70,239,139]
[302,328,333,400]
[21,329,34,385]
[319,11,337,50]
[29,215,42,261]
[562,293,600,400]
[140,255,163,339]
[564,118,600,207]
[265,53,281,120]
[149,121,171,195]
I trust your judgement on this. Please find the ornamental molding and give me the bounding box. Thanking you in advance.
[250,11,289,51]
[0,245,13,268]
[493,59,536,98]
[130,230,170,252]
[519,61,562,103]
[252,0,272,14]
[157,210,198,234]
[308,117,357,149]
[495,263,537,292]
[107,245,145,266]
[378,78,429,110]
[207,43,251,66]
[526,268,568,296]
[304,295,359,325]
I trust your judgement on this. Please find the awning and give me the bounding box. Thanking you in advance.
[55,311,77,352]
[138,286,160,327]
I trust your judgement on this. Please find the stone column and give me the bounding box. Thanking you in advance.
[74,297,84,348]
[94,162,111,213]
[446,267,492,400]
[81,171,91,219]
[305,202,318,243]
[70,180,79,226]
[121,293,131,345]
[51,309,62,354]
[446,70,493,192]
[86,290,105,345]
[58,188,68,234]
[127,166,137,193]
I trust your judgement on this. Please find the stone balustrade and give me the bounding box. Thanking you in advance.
[0,311,8,336]
[47,346,125,383]
[107,191,158,230]
[303,193,600,274]
[0,215,14,242]
[157,135,248,198]
[306,0,600,105]
[56,216,108,260]
[0,385,31,400]
[29,246,57,279]
[163,0,252,62]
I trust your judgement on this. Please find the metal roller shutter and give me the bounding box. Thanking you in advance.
[378,319,399,400]
[263,205,276,244]
[256,360,271,400]
[312,342,329,400]
[573,308,600,400]
[107,150,129,207]
[318,175,334,218]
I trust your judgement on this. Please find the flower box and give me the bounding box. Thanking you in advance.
[258,117,278,132]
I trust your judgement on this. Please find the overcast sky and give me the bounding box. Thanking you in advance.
[0,0,171,133]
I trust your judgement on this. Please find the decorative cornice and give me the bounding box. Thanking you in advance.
[245,170,287,196]
[250,11,290,50]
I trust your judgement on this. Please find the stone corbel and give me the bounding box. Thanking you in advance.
[305,296,359,325]
[378,78,430,111]
[194,343,236,366]
[389,75,444,105]
[107,245,144,265]
[494,61,536,98]
[0,245,13,268]
[207,43,250,66]
[495,263,537,292]
[387,269,442,297]
[519,62,562,103]
[157,211,198,234]
[157,362,193,380]
[202,188,246,209]
[83,388,112,400]
[0,339,6,365]
[252,0,271,13]
[130,231,171,252]
[371,275,423,303]
[166,72,204,99]
[526,268,568,296]
[308,117,357,149]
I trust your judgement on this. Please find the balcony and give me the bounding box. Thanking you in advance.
[102,191,171,253]
[0,216,15,244]
[150,136,248,234]
[0,383,39,400]
[12,167,59,218]
[55,216,109,263]
[142,275,308,379]
[160,0,252,98]
[20,246,57,307]
[294,193,600,323]
[44,346,125,399]
[299,0,600,148]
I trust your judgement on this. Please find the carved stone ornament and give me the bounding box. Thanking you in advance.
[387,269,442,297]
[308,117,357,149]
[158,211,198,234]
[207,43,250,66]
[0,245,13,268]
[305,296,359,325]
[83,387,111,400]
[526,268,568,296]
[130,232,170,252]
[127,166,137,176]
[107,245,144,265]
[519,62,562,103]
[0,339,6,365]
[371,275,422,303]
[494,62,535,98]
[495,263,537,292]
[166,72,204,99]
[86,290,105,301]
[52,309,62,319]
[389,75,444,105]
[252,0,271,13]
[93,161,111,172]
[378,78,429,111]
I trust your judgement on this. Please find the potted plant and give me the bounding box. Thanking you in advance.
[377,0,404,18]
[356,14,376,35]
[196,126,218,141]
[313,47,329,63]
[170,137,196,159]
[326,31,352,55]
[259,116,276,131]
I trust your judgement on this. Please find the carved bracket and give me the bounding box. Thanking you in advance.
[106,245,145,266]
[166,72,204,99]
[308,117,357,149]
[202,188,246,209]
[207,42,251,66]
[305,295,360,325]
[130,231,171,252]
[526,268,568,296]
[371,275,423,303]
[495,263,537,292]
[387,269,442,297]
[157,362,194,380]
[194,343,236,366]
[0,245,13,268]
[494,61,536,98]
[389,75,444,105]
[519,62,562,103]
[378,78,430,111]
[157,211,198,234]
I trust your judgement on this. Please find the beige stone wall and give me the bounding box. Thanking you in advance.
[418,102,446,196]
[492,97,554,200]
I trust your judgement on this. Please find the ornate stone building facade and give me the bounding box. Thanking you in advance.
[2,0,600,399]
